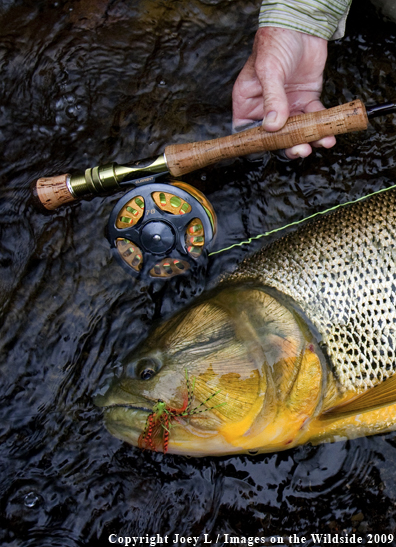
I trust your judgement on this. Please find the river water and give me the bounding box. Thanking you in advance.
[1,0,396,545]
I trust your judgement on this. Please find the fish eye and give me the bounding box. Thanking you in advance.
[140,368,155,381]
[136,357,161,381]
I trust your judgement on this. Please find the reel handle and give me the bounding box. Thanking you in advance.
[164,100,368,176]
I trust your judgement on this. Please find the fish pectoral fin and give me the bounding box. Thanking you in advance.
[321,373,396,419]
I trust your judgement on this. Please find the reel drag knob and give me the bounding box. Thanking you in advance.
[107,181,216,279]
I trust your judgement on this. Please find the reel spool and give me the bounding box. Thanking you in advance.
[107,181,217,279]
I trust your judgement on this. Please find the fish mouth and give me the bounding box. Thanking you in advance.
[94,382,156,415]
[102,404,152,446]
[101,399,155,426]
[103,402,153,413]
[94,386,157,442]
[102,402,225,455]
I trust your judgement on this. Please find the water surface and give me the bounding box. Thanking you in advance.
[1,0,396,545]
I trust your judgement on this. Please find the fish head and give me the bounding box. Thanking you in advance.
[96,285,324,456]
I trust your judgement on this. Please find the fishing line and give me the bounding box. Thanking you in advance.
[209,182,396,256]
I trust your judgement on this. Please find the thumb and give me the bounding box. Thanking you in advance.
[259,67,290,131]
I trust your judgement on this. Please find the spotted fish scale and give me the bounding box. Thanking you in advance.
[229,189,396,390]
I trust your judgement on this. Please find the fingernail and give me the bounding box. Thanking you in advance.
[264,111,277,124]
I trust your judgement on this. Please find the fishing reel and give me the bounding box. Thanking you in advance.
[107,180,217,279]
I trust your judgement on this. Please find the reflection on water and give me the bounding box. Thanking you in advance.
[1,0,396,544]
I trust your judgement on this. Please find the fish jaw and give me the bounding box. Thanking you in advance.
[96,374,230,455]
[95,384,155,449]
[103,405,150,448]
[102,404,254,456]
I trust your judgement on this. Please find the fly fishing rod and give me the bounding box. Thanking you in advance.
[33,99,396,211]
[32,99,396,279]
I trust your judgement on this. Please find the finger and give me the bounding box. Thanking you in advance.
[283,136,336,159]
[284,143,312,160]
[312,135,337,149]
[253,31,290,131]
[259,68,290,131]
[282,131,336,160]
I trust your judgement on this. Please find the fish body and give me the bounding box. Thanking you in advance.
[97,188,396,456]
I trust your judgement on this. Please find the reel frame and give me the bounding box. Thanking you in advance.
[107,181,216,279]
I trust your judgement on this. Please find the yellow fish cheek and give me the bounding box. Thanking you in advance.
[218,395,267,442]
[185,364,268,438]
[219,347,323,451]
[213,365,269,442]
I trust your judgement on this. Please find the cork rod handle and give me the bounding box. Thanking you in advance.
[164,100,368,177]
[33,100,368,210]
[34,173,76,211]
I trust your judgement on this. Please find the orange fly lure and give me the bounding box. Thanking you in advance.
[138,371,225,454]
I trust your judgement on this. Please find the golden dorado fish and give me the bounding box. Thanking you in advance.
[96,188,396,456]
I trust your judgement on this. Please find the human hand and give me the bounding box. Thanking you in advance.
[232,27,336,159]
